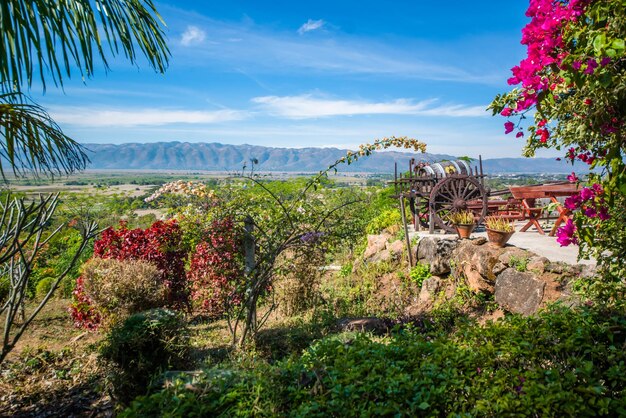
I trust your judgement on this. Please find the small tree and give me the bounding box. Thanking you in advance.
[0,194,98,363]
[490,0,626,297]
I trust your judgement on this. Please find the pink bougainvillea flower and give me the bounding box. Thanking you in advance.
[504,121,515,134]
[583,207,597,217]
[598,206,610,221]
[516,131,524,138]
[579,187,595,201]
[537,119,547,127]
[567,172,578,183]
[564,194,581,210]
[600,56,612,66]
[556,219,578,246]
[500,107,513,116]
[592,183,604,195]
[584,58,598,75]
[584,98,593,105]
[571,60,582,70]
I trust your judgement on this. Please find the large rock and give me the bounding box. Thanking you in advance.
[495,268,545,315]
[363,233,392,260]
[337,317,388,334]
[453,240,502,293]
[417,237,457,275]
[418,276,442,305]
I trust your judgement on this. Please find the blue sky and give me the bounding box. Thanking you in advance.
[31,1,537,158]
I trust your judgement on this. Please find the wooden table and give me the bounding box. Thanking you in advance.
[508,182,579,236]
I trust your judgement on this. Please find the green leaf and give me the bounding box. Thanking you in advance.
[611,39,625,51]
[593,34,606,52]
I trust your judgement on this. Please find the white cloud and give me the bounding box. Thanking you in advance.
[298,19,325,35]
[251,94,487,119]
[50,107,245,127]
[181,25,206,46]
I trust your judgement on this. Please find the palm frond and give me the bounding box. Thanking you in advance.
[0,0,170,91]
[0,92,89,178]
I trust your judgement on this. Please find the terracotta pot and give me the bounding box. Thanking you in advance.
[454,223,475,239]
[486,228,515,247]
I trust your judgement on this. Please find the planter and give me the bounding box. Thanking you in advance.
[454,223,475,239]
[486,228,515,247]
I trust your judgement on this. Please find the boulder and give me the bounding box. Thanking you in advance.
[527,256,549,274]
[453,240,501,293]
[363,233,392,260]
[417,237,457,275]
[337,317,388,334]
[495,268,545,315]
[386,240,406,259]
[418,276,442,305]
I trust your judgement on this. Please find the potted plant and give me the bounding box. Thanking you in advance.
[447,211,476,239]
[484,216,515,247]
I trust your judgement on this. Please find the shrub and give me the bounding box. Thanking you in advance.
[365,209,401,235]
[275,249,324,317]
[94,220,187,307]
[123,305,626,416]
[100,308,189,403]
[80,258,167,325]
[187,217,244,317]
[34,277,55,300]
[409,262,431,288]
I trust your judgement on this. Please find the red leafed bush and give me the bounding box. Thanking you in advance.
[69,276,101,330]
[93,220,188,307]
[70,220,188,329]
[187,218,244,317]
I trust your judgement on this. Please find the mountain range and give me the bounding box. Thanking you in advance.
[82,142,582,174]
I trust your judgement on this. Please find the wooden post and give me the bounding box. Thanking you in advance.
[243,216,256,331]
[399,197,413,270]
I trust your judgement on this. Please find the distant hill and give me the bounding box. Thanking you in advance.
[82,142,583,174]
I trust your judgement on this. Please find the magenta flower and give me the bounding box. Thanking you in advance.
[500,107,513,117]
[504,121,515,134]
[598,207,610,221]
[579,187,595,201]
[600,57,612,67]
[567,172,578,183]
[556,219,578,246]
[592,183,604,195]
[583,207,597,218]
[516,131,524,138]
[584,59,598,75]
[564,194,581,210]
[571,60,582,70]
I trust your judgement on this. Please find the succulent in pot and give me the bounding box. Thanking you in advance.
[484,216,515,247]
[447,211,476,239]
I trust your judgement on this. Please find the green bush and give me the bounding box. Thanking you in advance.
[122,305,626,417]
[100,308,189,403]
[409,262,431,288]
[34,277,55,300]
[365,209,401,235]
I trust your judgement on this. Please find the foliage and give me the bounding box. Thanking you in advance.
[484,216,515,232]
[187,218,244,318]
[409,262,431,288]
[274,248,325,317]
[100,308,189,403]
[34,277,55,301]
[71,220,188,329]
[0,194,98,364]
[80,258,167,326]
[509,255,529,272]
[122,305,626,417]
[93,220,188,307]
[365,209,402,235]
[490,0,626,285]
[446,210,475,225]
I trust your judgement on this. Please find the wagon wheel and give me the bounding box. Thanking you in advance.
[429,176,487,233]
